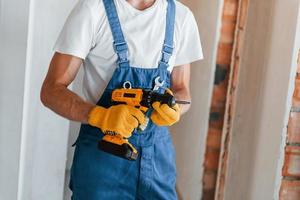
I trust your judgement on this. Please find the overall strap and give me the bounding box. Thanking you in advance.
[158,0,176,70]
[103,0,130,68]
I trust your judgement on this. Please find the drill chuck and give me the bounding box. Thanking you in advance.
[142,91,176,108]
[142,90,190,108]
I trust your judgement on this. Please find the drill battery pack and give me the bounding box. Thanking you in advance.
[98,135,138,161]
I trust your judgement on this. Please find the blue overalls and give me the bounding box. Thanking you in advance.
[69,0,177,199]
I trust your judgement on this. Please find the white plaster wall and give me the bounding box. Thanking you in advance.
[170,0,223,199]
[223,0,300,199]
[0,0,30,199]
[17,0,77,200]
[0,0,76,200]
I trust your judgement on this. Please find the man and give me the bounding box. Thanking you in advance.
[41,0,203,199]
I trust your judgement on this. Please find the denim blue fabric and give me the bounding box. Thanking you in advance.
[69,0,177,199]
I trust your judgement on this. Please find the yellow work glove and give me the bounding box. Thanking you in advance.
[151,89,181,126]
[151,102,180,126]
[88,105,146,138]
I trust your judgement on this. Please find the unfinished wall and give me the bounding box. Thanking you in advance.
[215,0,249,199]
[202,0,240,198]
[218,0,300,199]
[280,51,300,199]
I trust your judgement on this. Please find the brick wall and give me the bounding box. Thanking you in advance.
[202,0,239,199]
[202,0,250,199]
[279,52,300,200]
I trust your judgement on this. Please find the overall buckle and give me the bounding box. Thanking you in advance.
[161,44,174,63]
[162,44,174,55]
[113,42,128,53]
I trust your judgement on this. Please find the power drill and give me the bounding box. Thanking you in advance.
[98,88,190,161]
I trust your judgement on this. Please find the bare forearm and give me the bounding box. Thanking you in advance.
[41,84,94,123]
[41,53,95,123]
[173,88,191,115]
[171,64,191,115]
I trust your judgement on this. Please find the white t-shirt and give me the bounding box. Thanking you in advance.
[54,0,203,103]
